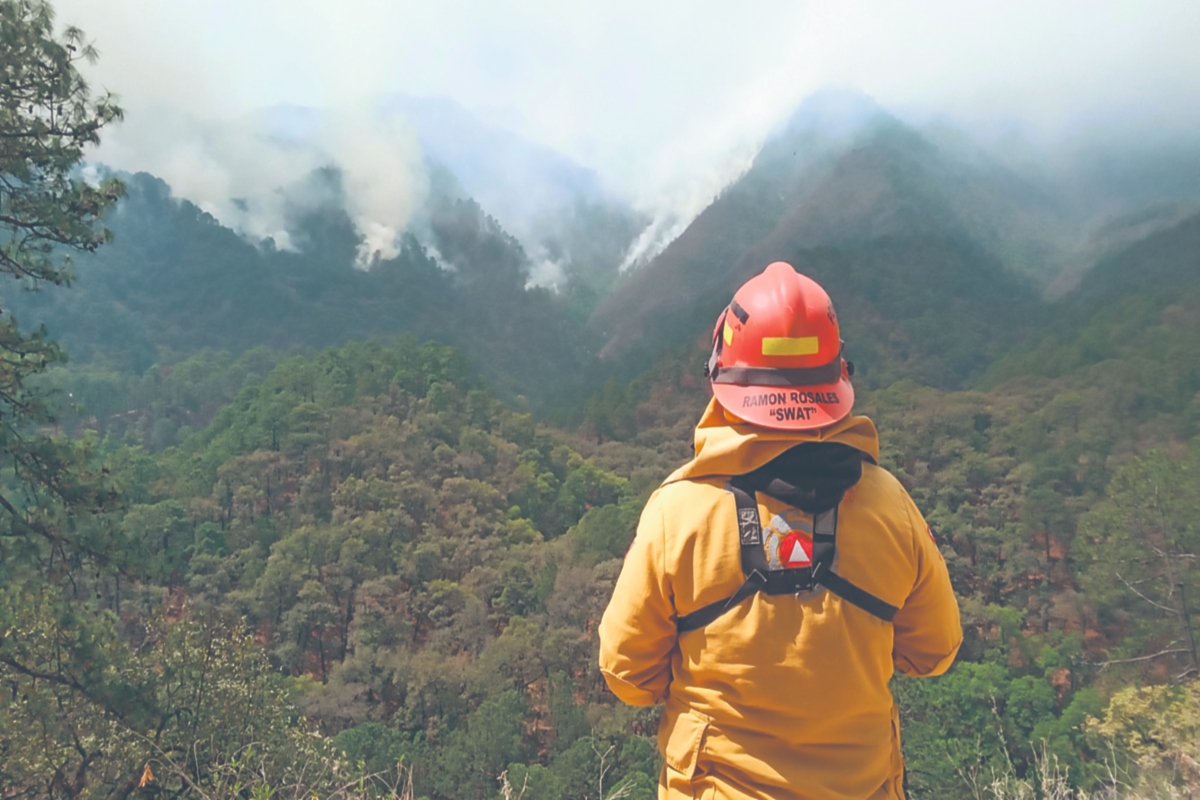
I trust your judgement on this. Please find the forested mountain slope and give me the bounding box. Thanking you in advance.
[985,210,1200,393]
[6,96,1195,413]
[2,171,593,405]
[588,95,1200,386]
[588,107,1069,376]
[1070,211,1200,305]
[258,95,648,295]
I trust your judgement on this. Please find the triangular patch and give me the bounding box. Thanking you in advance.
[787,541,810,565]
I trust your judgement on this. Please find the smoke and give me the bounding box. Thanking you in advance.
[526,248,567,289]
[420,241,455,273]
[618,147,758,270]
[92,108,312,249]
[324,110,428,269]
[92,105,428,267]
[618,52,826,271]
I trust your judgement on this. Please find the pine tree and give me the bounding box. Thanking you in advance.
[0,1,129,792]
[0,0,124,556]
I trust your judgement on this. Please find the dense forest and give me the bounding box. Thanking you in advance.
[2,2,1200,799]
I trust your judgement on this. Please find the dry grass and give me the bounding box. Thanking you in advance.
[958,744,1198,800]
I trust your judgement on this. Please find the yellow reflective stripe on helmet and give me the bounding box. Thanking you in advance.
[762,336,819,356]
[723,321,735,346]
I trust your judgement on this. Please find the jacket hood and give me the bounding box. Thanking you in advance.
[663,397,880,486]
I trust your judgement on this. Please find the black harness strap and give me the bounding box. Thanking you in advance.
[678,481,768,633]
[675,571,766,633]
[676,480,898,633]
[812,562,898,622]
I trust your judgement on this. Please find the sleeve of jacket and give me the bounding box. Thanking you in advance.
[598,488,677,706]
[892,491,962,677]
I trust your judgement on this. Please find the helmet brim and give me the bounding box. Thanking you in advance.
[711,372,855,431]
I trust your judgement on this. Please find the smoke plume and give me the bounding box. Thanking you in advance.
[91,105,428,267]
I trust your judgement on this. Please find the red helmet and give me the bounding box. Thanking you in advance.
[706,262,854,430]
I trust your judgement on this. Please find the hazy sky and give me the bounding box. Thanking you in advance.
[51,0,1200,271]
[57,1,1200,180]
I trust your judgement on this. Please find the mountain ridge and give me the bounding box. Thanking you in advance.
[587,111,1058,375]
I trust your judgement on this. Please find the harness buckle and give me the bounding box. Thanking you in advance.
[764,567,814,595]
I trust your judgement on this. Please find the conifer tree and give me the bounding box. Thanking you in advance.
[0,1,128,790]
[0,0,124,557]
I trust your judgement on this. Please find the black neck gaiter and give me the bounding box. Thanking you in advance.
[738,442,868,515]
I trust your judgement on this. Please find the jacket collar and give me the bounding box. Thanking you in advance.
[662,398,880,486]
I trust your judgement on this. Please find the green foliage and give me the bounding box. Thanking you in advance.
[0,0,124,285]
[0,0,126,560]
[1077,450,1200,678]
[0,612,371,798]
[0,340,663,798]
[0,5,135,794]
[333,722,408,780]
[1088,680,1200,795]
[0,1,129,622]
[16,339,653,798]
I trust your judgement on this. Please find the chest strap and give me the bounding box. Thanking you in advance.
[676,480,899,632]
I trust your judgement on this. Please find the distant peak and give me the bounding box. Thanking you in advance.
[772,87,890,141]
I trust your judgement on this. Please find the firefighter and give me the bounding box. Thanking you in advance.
[599,261,962,800]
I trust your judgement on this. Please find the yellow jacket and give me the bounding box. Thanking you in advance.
[598,400,962,800]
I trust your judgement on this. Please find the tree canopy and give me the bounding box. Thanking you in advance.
[0,0,125,567]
